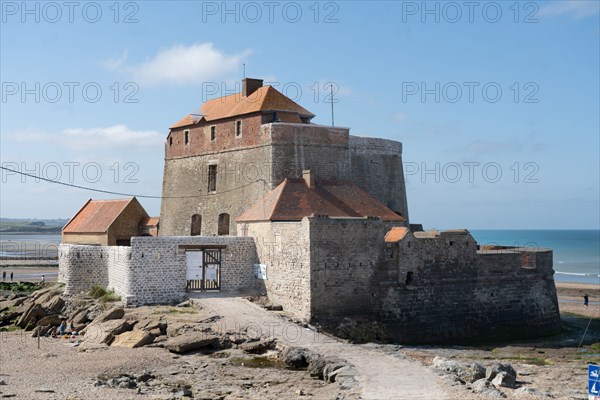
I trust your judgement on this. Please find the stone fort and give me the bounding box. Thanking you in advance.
[59,78,561,344]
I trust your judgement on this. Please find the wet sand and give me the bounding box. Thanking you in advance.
[556,282,600,319]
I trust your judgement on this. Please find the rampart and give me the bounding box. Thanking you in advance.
[58,236,259,306]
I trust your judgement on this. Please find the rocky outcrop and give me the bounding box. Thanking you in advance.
[111,330,154,348]
[163,333,219,354]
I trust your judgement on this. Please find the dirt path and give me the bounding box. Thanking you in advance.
[190,294,450,400]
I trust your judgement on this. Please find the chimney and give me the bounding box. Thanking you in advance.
[303,169,315,188]
[242,78,263,97]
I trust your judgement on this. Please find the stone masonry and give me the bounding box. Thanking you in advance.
[59,236,258,306]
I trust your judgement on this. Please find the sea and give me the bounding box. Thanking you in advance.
[0,231,598,285]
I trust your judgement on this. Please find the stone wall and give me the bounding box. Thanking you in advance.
[107,198,149,245]
[308,217,396,320]
[61,233,108,246]
[59,236,259,306]
[243,220,312,320]
[160,144,273,236]
[349,136,409,221]
[372,232,561,344]
[159,122,410,237]
[58,245,109,294]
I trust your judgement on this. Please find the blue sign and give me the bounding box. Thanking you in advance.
[590,364,600,398]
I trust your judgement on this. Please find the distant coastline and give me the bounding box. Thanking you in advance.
[0,217,67,234]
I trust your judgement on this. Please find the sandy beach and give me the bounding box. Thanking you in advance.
[555,281,600,319]
[0,277,598,399]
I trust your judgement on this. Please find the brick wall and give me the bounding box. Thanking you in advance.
[166,114,266,159]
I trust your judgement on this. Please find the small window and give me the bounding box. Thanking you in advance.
[405,271,414,285]
[169,136,173,146]
[184,130,190,145]
[235,120,242,137]
[210,126,216,141]
[191,214,201,236]
[208,165,217,193]
[218,213,230,236]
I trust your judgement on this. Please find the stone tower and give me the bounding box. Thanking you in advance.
[160,78,409,236]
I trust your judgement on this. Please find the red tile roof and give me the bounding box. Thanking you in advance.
[237,179,405,222]
[170,85,314,129]
[62,198,135,233]
[384,227,409,243]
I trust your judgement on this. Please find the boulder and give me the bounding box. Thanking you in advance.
[457,363,486,384]
[30,325,53,337]
[471,378,506,398]
[42,296,65,313]
[71,309,90,325]
[93,306,124,323]
[308,356,328,379]
[283,347,315,369]
[16,303,47,329]
[83,319,133,345]
[323,361,348,383]
[240,338,275,354]
[36,315,61,327]
[308,356,347,380]
[432,356,461,373]
[163,333,219,354]
[229,334,246,345]
[486,363,517,381]
[491,371,516,389]
[432,357,485,383]
[31,284,62,304]
[138,319,167,335]
[111,330,154,348]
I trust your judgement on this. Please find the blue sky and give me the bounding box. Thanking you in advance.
[1,0,599,229]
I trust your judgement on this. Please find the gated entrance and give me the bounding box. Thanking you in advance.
[185,248,221,291]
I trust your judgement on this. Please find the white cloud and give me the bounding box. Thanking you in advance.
[107,43,252,86]
[10,125,163,151]
[62,125,163,150]
[539,0,599,18]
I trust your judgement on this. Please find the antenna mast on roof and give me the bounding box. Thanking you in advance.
[328,83,335,127]
[243,63,246,79]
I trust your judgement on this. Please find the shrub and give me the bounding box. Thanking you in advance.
[89,284,121,303]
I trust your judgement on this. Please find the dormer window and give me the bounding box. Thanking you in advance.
[210,126,216,141]
[235,120,242,137]
[184,130,190,145]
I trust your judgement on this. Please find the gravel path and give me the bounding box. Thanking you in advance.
[190,294,450,400]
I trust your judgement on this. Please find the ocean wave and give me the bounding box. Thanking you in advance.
[555,271,600,277]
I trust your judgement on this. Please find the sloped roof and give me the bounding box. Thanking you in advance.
[384,227,409,243]
[170,85,315,129]
[237,179,405,223]
[63,198,135,234]
[139,217,159,227]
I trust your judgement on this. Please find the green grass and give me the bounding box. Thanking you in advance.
[485,354,553,366]
[89,284,121,303]
[151,306,199,315]
[0,281,43,293]
[0,325,21,332]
